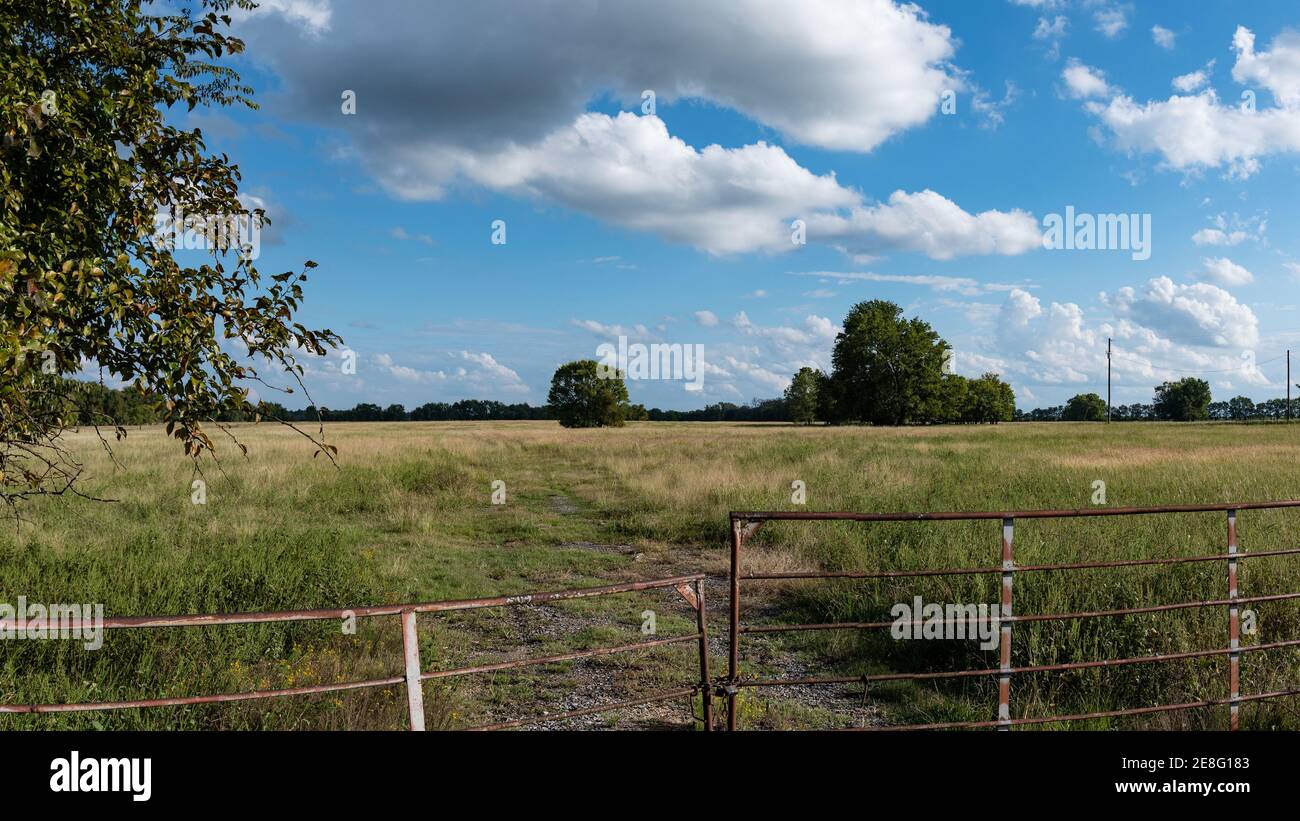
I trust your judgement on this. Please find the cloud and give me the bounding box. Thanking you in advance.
[804,315,840,341]
[571,318,653,338]
[1196,257,1254,286]
[244,0,963,156]
[792,270,1024,296]
[1093,5,1130,39]
[459,351,527,391]
[980,286,1269,400]
[451,112,860,255]
[805,189,1042,260]
[390,226,434,246]
[723,357,793,392]
[1087,91,1300,179]
[1034,15,1068,39]
[733,311,840,349]
[1062,60,1112,99]
[1101,276,1258,348]
[372,351,529,393]
[995,289,1100,384]
[1033,16,1069,60]
[1172,65,1212,93]
[1191,229,1245,246]
[236,0,332,33]
[226,2,1058,259]
[1077,27,1300,178]
[1152,25,1176,50]
[694,310,720,328]
[1231,26,1300,108]
[374,352,439,384]
[971,81,1021,129]
[328,110,1033,259]
[1190,213,1265,246]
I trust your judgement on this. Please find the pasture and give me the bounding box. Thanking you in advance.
[3,420,1299,729]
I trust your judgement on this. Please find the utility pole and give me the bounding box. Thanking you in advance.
[1107,337,1112,423]
[1288,349,1292,422]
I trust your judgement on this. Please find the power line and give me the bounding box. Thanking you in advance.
[1108,351,1286,376]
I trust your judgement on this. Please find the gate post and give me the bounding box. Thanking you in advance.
[997,517,1015,731]
[401,609,426,731]
[1227,509,1239,731]
[727,517,742,731]
[695,578,713,731]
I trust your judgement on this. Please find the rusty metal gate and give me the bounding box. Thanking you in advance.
[725,501,1300,730]
[1,574,713,731]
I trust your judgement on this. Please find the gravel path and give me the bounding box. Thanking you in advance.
[451,514,884,730]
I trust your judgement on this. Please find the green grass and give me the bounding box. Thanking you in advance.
[3,420,1299,729]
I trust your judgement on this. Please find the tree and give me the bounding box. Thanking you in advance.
[1153,378,1212,421]
[1227,395,1256,420]
[814,369,841,424]
[935,374,970,422]
[2,1,339,509]
[625,403,648,422]
[547,360,628,428]
[830,300,946,425]
[784,367,821,424]
[963,373,1016,423]
[1062,393,1107,422]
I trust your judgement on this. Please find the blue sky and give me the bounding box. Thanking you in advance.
[164,0,1300,411]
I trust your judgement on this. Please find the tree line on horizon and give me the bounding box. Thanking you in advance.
[60,374,1300,427]
[1022,380,1300,422]
[55,378,795,426]
[59,300,1297,428]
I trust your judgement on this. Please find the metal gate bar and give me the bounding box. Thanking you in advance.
[1,574,713,731]
[726,501,1300,730]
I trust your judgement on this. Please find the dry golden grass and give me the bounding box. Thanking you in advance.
[6,419,1300,729]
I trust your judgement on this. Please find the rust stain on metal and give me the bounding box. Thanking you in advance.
[673,582,699,610]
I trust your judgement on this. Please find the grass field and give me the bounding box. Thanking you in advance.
[3,420,1300,729]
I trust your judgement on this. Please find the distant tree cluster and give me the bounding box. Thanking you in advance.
[63,378,793,427]
[60,380,166,427]
[1208,396,1300,420]
[784,300,1016,426]
[1018,378,1300,422]
[646,398,789,422]
[1061,393,1107,421]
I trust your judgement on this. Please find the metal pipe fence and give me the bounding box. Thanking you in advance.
[9,499,1300,731]
[1,574,713,731]
[725,501,1300,731]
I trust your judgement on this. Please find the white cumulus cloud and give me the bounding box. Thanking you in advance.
[806,189,1042,260]
[1101,276,1258,349]
[1196,257,1254,286]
